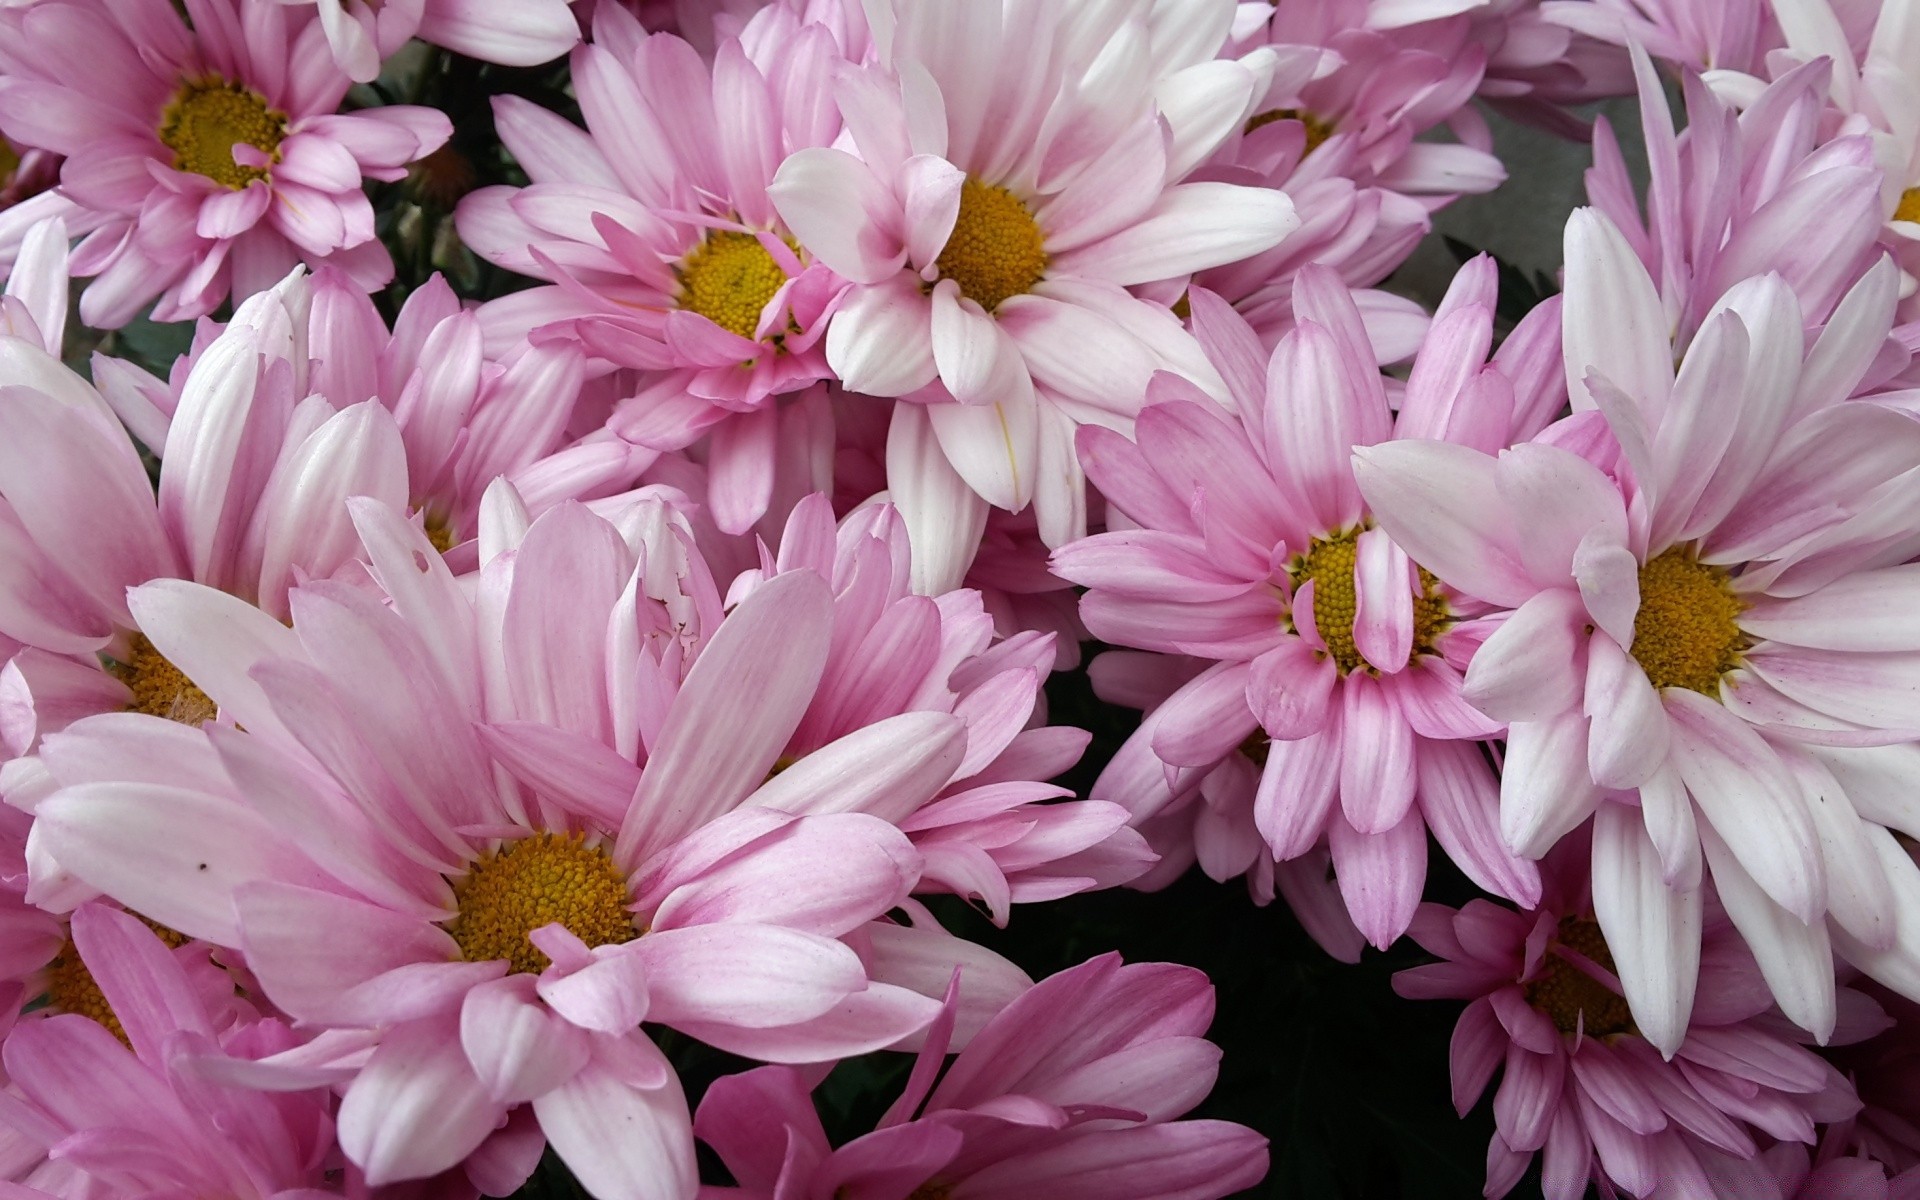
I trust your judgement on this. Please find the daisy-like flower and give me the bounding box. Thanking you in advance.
[1395,838,1870,1200]
[1707,0,1920,317]
[32,500,947,1194]
[0,0,449,327]
[1540,0,1781,74]
[1466,0,1634,139]
[1587,50,1890,348]
[1356,212,1920,1049]
[287,0,580,83]
[457,2,851,534]
[103,266,630,573]
[0,904,337,1200]
[1052,262,1561,948]
[486,490,1153,930]
[768,0,1298,584]
[695,953,1270,1200]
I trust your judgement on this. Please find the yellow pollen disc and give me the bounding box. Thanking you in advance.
[1628,547,1747,695]
[678,231,792,341]
[1293,531,1364,674]
[1895,187,1920,225]
[106,634,217,725]
[1246,107,1335,155]
[445,832,637,975]
[44,920,188,1046]
[1522,916,1635,1039]
[158,78,288,190]
[935,177,1047,312]
[424,513,457,554]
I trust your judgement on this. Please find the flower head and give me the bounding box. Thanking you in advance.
[1357,210,1920,1049]
[0,0,449,326]
[695,952,1270,1200]
[1054,261,1563,948]
[767,0,1298,582]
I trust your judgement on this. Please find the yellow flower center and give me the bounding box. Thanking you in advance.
[1522,916,1635,1038]
[44,922,189,1046]
[678,231,791,341]
[1246,107,1335,155]
[935,177,1047,312]
[158,78,287,190]
[1628,547,1747,695]
[445,832,637,975]
[423,513,457,554]
[0,135,19,183]
[105,634,216,725]
[1895,187,1920,225]
[1291,532,1448,675]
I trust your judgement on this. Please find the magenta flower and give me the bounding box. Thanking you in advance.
[695,952,1269,1200]
[1396,841,1870,1200]
[1053,261,1562,948]
[0,0,449,326]
[457,3,850,534]
[1358,210,1920,1050]
[767,0,1296,583]
[31,501,948,1194]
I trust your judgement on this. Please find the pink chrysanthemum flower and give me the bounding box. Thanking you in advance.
[1052,262,1562,948]
[0,904,336,1200]
[1357,211,1920,1049]
[1396,841,1869,1200]
[487,491,1153,929]
[0,0,449,327]
[1540,0,1782,75]
[1220,0,1507,214]
[695,953,1270,1200]
[1465,0,1634,138]
[32,500,948,1194]
[1586,50,1891,349]
[101,266,637,571]
[457,3,851,534]
[1680,1132,1920,1200]
[1707,0,1920,319]
[767,0,1298,583]
[286,0,580,83]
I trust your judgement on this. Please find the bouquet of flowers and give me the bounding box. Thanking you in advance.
[0,0,1917,1195]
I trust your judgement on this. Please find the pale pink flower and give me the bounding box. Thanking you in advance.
[1706,0,1920,319]
[767,0,1298,585]
[1466,0,1634,138]
[283,0,580,83]
[102,267,636,571]
[694,953,1269,1200]
[485,490,1152,929]
[1220,0,1507,213]
[1396,841,1870,1200]
[31,500,948,1194]
[0,0,449,327]
[1540,0,1783,74]
[1356,210,1920,1050]
[1586,50,1891,349]
[1053,262,1561,947]
[0,904,338,1200]
[457,2,850,533]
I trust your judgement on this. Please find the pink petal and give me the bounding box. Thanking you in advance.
[1591,803,1699,1058]
[461,974,592,1104]
[531,1051,696,1200]
[618,570,834,866]
[338,1014,509,1186]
